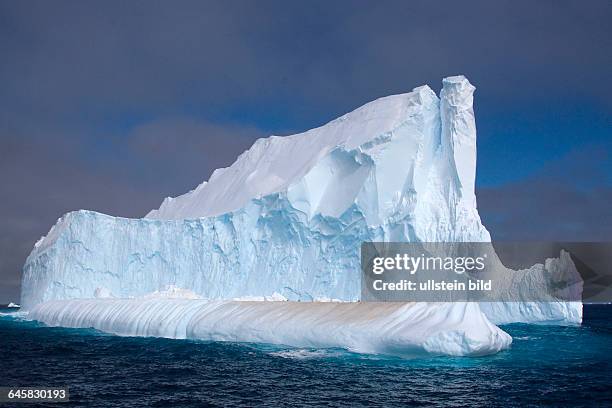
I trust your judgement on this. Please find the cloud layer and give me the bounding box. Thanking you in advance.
[1,0,610,302]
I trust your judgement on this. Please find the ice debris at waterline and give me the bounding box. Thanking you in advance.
[20,75,581,356]
[29,299,511,357]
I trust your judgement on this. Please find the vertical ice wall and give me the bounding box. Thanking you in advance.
[441,75,477,204]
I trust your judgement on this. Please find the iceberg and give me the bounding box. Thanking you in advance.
[20,75,581,356]
[22,76,491,306]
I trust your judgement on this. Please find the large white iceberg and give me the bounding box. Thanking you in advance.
[22,76,489,305]
[20,75,581,356]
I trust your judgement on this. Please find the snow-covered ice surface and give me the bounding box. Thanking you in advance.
[28,299,511,357]
[20,75,581,356]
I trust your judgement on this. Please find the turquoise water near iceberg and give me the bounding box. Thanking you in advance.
[0,305,611,407]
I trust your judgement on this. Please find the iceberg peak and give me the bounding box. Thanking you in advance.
[146,77,472,223]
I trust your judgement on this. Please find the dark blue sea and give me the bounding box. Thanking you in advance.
[1,305,611,407]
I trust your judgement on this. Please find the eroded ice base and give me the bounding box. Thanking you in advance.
[481,301,583,325]
[28,299,511,357]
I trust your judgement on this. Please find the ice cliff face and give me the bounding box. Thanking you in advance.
[20,75,580,331]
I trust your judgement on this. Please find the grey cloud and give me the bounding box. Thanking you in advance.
[128,118,263,176]
[2,1,609,123]
[478,183,612,241]
[478,145,612,241]
[0,0,610,302]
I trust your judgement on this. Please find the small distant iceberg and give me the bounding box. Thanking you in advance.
[7,302,20,308]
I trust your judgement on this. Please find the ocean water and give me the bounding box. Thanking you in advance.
[0,305,611,407]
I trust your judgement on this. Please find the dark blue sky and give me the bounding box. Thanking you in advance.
[1,0,610,302]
